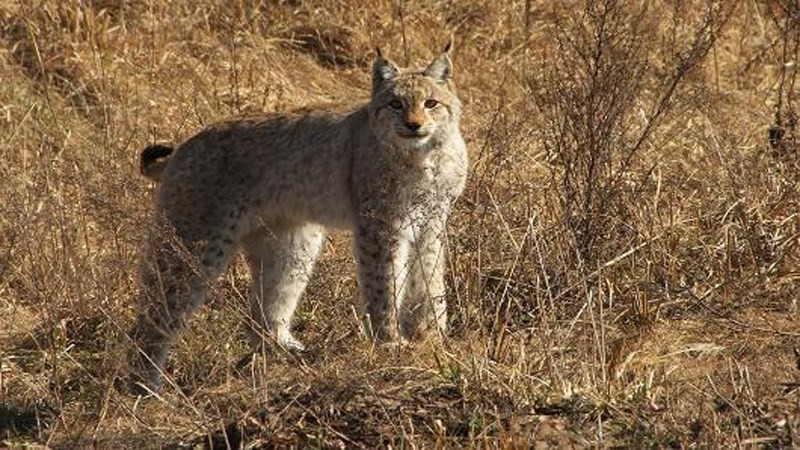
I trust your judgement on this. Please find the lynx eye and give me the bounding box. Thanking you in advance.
[424,99,439,109]
[388,99,403,110]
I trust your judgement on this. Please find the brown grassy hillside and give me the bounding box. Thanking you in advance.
[1,0,798,447]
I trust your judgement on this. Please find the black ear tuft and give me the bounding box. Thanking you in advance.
[423,51,453,82]
[443,36,453,54]
[372,51,399,93]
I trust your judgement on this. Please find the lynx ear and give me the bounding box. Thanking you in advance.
[373,48,399,93]
[424,40,453,82]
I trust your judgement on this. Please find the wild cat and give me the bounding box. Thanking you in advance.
[129,43,468,390]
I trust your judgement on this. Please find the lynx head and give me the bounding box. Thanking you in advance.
[369,41,462,156]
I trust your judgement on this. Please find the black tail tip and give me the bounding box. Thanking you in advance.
[140,144,174,172]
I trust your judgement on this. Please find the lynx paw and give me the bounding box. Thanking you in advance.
[120,357,164,396]
[379,337,410,350]
[277,332,306,352]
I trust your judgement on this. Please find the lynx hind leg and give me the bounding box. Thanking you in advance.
[128,231,237,392]
[243,223,325,352]
[400,228,448,341]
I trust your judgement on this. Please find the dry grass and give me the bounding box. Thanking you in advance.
[0,0,798,447]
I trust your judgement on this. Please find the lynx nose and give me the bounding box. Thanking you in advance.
[404,121,422,131]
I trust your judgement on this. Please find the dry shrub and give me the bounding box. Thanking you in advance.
[769,0,800,159]
[531,0,733,266]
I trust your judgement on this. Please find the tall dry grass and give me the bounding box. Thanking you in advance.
[0,0,798,447]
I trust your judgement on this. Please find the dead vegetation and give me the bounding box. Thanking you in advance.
[0,0,798,447]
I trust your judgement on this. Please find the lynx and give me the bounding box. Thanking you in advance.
[129,43,468,390]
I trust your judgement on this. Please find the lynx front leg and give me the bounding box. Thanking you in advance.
[355,222,411,343]
[400,220,448,340]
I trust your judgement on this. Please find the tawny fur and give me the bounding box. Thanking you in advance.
[129,44,468,390]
